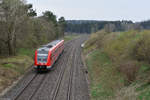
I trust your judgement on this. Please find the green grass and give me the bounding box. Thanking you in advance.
[137,85,150,100]
[85,49,123,100]
[139,64,150,73]
[0,53,33,93]
[3,63,24,74]
[1,55,33,74]
[0,48,34,81]
[64,34,78,41]
[3,63,13,68]
[18,48,35,57]
[134,63,150,100]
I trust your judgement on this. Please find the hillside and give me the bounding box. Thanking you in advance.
[83,30,150,100]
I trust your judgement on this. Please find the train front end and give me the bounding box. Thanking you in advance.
[34,47,51,70]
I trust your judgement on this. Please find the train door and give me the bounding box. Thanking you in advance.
[51,52,55,65]
[55,48,58,61]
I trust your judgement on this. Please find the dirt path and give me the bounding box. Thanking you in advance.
[1,35,90,100]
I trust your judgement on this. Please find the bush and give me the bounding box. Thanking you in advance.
[85,33,98,48]
[103,30,139,61]
[133,33,150,63]
[84,30,107,54]
[118,61,139,85]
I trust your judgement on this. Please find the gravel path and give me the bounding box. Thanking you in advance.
[1,35,90,100]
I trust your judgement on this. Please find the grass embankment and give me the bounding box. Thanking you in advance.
[0,48,34,93]
[84,30,150,100]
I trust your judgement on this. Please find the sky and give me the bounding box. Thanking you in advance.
[27,0,150,22]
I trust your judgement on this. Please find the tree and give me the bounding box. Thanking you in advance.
[1,0,32,55]
[42,11,57,25]
[26,4,37,17]
[58,17,66,36]
[0,0,66,56]
[104,23,116,33]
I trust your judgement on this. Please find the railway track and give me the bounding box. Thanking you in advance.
[51,42,75,100]
[13,74,37,100]
[27,74,48,100]
[13,74,38,100]
[2,36,90,100]
[13,73,49,100]
[51,39,82,100]
[67,47,77,100]
[13,40,75,100]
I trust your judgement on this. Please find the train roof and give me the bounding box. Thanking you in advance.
[39,40,63,50]
[46,40,62,46]
[38,47,50,51]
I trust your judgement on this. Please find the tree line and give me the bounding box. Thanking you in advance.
[65,20,148,34]
[0,0,66,56]
[139,20,150,29]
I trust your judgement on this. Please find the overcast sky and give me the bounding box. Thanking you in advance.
[27,0,150,22]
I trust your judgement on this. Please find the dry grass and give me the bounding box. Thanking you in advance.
[118,61,139,85]
[0,55,33,93]
[114,84,139,100]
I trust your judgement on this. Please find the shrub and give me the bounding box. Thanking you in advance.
[85,33,98,48]
[133,33,150,63]
[103,30,139,61]
[118,61,139,85]
[85,30,106,47]
[84,30,108,55]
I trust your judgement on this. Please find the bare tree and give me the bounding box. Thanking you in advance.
[1,0,28,55]
[0,0,64,56]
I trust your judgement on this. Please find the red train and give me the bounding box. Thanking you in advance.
[34,40,64,70]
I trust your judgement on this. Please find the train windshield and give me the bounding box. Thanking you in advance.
[38,50,48,54]
[37,55,48,63]
[37,50,49,63]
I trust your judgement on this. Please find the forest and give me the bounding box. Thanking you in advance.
[65,20,150,34]
[0,0,66,56]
